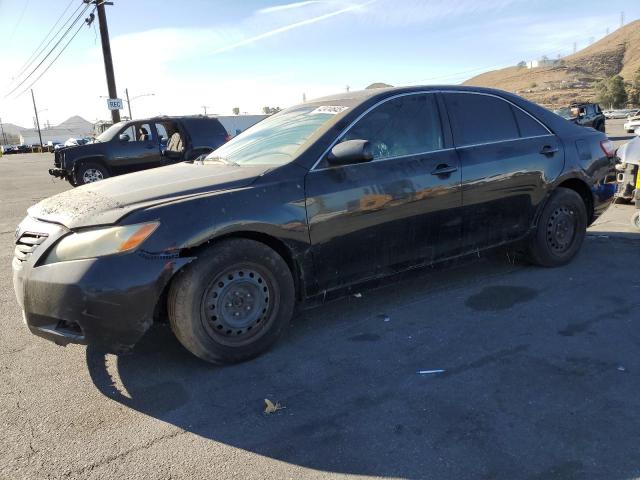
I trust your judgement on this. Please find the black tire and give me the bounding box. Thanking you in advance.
[75,162,109,185]
[631,211,640,231]
[597,121,606,133]
[527,187,587,267]
[168,238,295,364]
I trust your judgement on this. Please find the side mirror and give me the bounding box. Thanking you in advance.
[119,133,130,142]
[327,139,374,166]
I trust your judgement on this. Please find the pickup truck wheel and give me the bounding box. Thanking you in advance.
[527,187,587,267]
[168,238,295,364]
[75,162,109,185]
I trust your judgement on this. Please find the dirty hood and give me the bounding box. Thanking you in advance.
[29,162,268,228]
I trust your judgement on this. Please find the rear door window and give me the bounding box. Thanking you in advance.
[444,93,519,147]
[512,107,549,137]
[342,93,443,160]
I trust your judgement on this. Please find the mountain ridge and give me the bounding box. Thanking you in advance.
[463,19,640,107]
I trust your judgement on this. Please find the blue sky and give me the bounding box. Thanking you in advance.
[1,0,639,127]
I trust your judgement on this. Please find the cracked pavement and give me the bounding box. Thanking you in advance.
[2,121,640,480]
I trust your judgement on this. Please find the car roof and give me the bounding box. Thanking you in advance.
[310,84,532,104]
[308,84,589,138]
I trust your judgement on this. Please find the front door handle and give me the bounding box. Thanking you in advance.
[540,145,559,156]
[431,164,458,176]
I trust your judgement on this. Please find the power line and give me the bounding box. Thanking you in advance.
[6,0,31,44]
[12,0,82,82]
[15,14,93,98]
[5,2,91,98]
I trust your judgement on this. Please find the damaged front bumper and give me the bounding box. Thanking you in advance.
[48,167,69,180]
[12,216,191,352]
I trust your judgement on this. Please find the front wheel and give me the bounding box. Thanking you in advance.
[168,238,295,364]
[527,187,588,267]
[631,211,640,231]
[75,162,110,185]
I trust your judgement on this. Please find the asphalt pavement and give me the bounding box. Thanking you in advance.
[1,120,639,480]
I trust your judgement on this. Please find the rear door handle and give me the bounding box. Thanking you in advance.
[431,164,458,176]
[540,145,559,156]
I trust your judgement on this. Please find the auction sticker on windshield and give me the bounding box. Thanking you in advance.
[310,106,349,115]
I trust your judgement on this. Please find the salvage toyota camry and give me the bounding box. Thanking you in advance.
[12,86,615,364]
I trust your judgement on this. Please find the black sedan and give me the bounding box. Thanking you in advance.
[12,86,616,364]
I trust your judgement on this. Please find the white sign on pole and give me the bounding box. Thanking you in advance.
[107,98,123,111]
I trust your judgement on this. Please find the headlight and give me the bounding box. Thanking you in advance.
[44,222,159,264]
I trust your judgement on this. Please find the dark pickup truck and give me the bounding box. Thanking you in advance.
[554,103,606,132]
[49,116,230,186]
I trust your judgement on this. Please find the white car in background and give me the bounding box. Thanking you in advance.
[624,115,640,133]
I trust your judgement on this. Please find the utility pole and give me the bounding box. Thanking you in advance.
[31,89,43,148]
[125,88,132,119]
[91,0,120,123]
[573,42,577,54]
[620,11,625,28]
[202,106,210,116]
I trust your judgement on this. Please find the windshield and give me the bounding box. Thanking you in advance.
[204,105,346,166]
[553,108,574,120]
[95,122,126,142]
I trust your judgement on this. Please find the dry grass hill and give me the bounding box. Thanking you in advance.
[464,19,640,108]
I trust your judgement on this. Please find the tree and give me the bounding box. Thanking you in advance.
[517,61,527,69]
[596,75,628,108]
[627,67,640,106]
[232,107,240,115]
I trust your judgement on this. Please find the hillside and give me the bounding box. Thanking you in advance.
[464,20,640,108]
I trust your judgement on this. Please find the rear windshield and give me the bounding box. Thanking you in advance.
[204,105,348,166]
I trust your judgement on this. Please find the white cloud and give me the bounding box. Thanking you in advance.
[257,1,325,15]
[349,0,522,27]
[208,1,373,56]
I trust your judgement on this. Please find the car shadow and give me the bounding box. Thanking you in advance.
[86,236,640,479]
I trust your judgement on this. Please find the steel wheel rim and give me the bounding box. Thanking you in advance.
[546,205,577,254]
[83,168,104,183]
[201,266,273,345]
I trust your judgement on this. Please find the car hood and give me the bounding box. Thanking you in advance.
[58,142,99,154]
[29,162,269,228]
[617,136,640,166]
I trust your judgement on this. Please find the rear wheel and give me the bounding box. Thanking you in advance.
[527,187,587,267]
[631,211,640,231]
[168,238,295,364]
[75,162,109,185]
